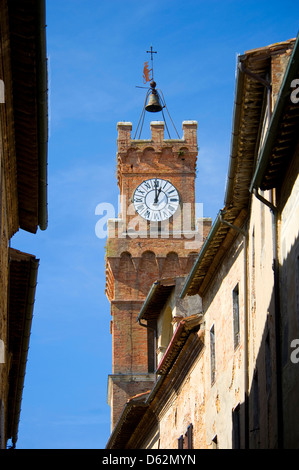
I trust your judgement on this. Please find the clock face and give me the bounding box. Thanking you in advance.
[133,178,180,221]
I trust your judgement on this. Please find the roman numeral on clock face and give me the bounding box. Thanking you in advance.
[134,196,144,203]
[136,189,145,195]
[136,204,146,213]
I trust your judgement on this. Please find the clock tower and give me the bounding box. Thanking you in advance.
[105,119,208,430]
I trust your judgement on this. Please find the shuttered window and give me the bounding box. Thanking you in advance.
[178,435,184,449]
[177,424,193,449]
[210,325,216,385]
[186,423,193,449]
[233,284,240,349]
[232,404,240,449]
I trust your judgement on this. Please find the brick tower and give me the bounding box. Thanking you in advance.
[105,120,208,430]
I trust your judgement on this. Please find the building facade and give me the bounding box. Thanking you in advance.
[0,0,48,449]
[105,36,299,449]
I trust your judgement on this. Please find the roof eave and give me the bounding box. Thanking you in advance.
[224,55,245,207]
[36,0,48,231]
[105,396,149,449]
[7,249,39,448]
[250,32,299,192]
[8,0,48,233]
[181,39,297,299]
[137,278,177,323]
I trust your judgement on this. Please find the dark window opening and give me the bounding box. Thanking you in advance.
[177,423,193,449]
[253,370,260,432]
[212,435,218,449]
[233,284,240,349]
[210,325,216,385]
[232,404,241,449]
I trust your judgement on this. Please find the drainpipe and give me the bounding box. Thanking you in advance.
[137,281,161,373]
[252,188,283,448]
[219,210,249,449]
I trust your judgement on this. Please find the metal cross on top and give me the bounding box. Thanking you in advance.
[147,45,157,61]
[143,45,157,84]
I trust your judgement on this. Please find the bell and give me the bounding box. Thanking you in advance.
[145,90,163,113]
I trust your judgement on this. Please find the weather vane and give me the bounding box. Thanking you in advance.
[143,45,157,83]
[135,45,180,140]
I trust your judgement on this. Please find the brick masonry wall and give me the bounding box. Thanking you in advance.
[106,121,211,428]
[111,302,147,374]
[271,43,294,109]
[108,376,154,431]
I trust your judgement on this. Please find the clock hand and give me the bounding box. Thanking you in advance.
[154,178,158,203]
[155,187,162,203]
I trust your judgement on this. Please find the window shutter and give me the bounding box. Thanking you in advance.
[233,284,240,349]
[178,435,184,449]
[187,423,193,449]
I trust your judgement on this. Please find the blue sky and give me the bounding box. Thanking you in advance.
[10,0,298,449]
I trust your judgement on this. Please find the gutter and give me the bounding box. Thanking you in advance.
[180,211,222,299]
[224,55,245,207]
[181,53,251,298]
[137,277,176,325]
[137,281,159,327]
[11,258,39,448]
[36,0,48,231]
